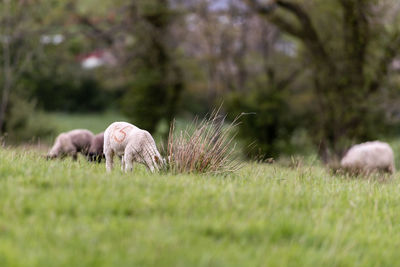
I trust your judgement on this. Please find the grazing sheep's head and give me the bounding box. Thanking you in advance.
[88,152,95,162]
[154,155,167,168]
[46,154,57,160]
[87,152,104,163]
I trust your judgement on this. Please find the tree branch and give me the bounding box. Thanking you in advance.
[268,14,303,37]
[76,15,115,45]
[369,30,400,92]
[277,67,303,89]
[339,0,370,82]
[245,0,335,73]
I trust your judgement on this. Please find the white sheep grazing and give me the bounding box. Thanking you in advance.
[47,129,94,160]
[104,122,163,173]
[340,141,395,174]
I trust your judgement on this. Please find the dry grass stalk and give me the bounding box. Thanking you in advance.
[166,110,242,174]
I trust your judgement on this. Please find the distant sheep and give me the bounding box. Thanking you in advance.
[47,129,94,160]
[88,132,104,163]
[104,122,163,173]
[340,141,395,174]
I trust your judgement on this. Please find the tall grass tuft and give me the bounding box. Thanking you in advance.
[166,110,242,174]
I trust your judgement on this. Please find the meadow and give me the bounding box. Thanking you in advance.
[1,113,400,266]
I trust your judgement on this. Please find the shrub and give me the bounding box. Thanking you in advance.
[226,87,296,160]
[165,110,241,174]
[121,69,166,133]
[4,95,55,143]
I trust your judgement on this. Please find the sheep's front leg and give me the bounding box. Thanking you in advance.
[105,149,114,173]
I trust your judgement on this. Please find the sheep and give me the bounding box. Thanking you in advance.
[104,121,164,173]
[88,132,105,163]
[340,141,395,174]
[47,129,94,160]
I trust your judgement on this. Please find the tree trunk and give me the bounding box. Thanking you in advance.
[0,1,12,133]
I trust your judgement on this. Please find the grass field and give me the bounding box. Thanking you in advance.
[0,147,399,267]
[3,112,400,266]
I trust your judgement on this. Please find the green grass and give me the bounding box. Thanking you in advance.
[0,148,400,267]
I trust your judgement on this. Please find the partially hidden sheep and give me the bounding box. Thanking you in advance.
[340,141,395,174]
[104,121,163,173]
[47,129,94,160]
[88,132,104,163]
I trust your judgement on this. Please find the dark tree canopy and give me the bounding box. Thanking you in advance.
[245,0,400,161]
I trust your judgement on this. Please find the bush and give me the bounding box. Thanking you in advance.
[4,95,55,143]
[165,110,241,174]
[24,71,114,112]
[121,69,167,133]
[226,87,296,160]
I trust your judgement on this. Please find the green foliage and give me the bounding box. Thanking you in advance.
[251,0,400,160]
[227,87,296,159]
[1,148,400,266]
[25,71,113,112]
[0,0,113,141]
[122,69,167,133]
[121,0,184,135]
[4,95,55,143]
[21,32,116,113]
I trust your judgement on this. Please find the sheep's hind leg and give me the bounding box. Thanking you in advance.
[124,153,134,173]
[120,155,125,172]
[143,155,155,173]
[105,149,114,172]
[67,149,78,161]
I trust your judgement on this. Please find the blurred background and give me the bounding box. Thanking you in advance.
[1,0,400,162]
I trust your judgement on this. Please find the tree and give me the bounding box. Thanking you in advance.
[121,0,184,135]
[0,0,36,132]
[0,0,59,138]
[0,0,60,141]
[245,0,400,161]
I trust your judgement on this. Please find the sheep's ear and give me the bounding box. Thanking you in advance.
[154,155,160,164]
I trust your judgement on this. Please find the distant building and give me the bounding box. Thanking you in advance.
[77,50,117,69]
